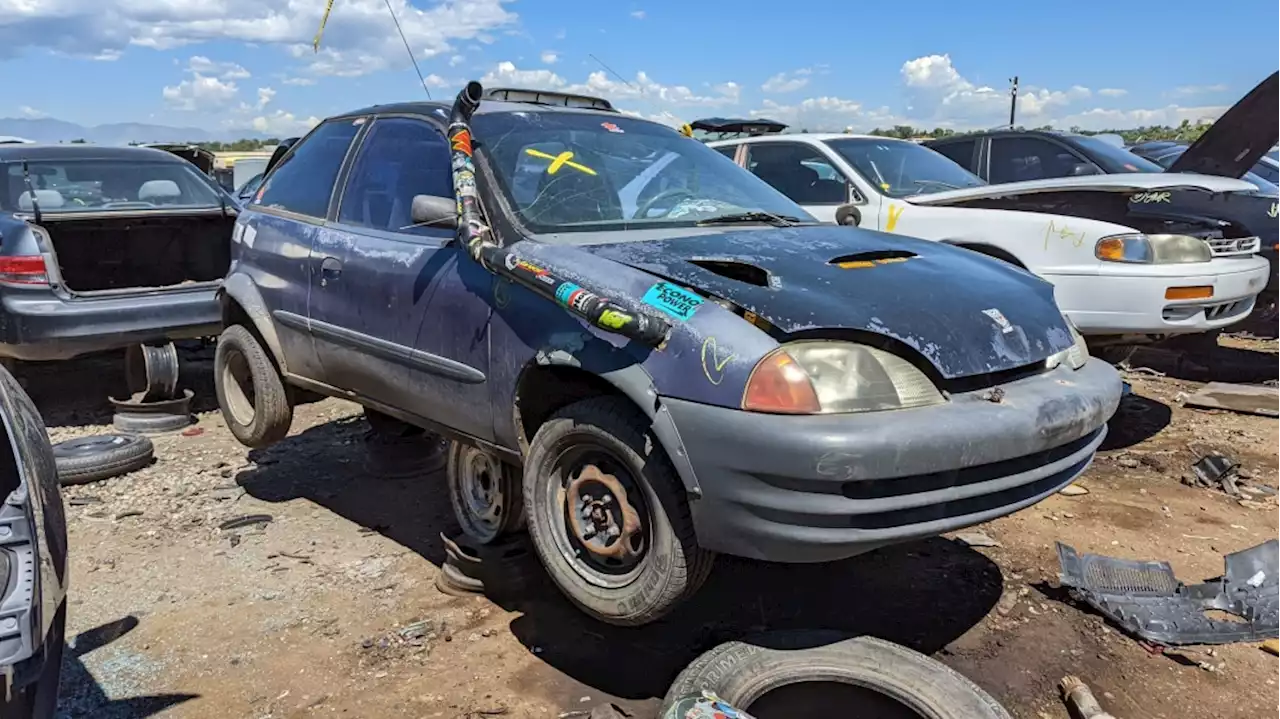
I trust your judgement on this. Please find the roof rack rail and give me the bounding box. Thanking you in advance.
[482,87,616,112]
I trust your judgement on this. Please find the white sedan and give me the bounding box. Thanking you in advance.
[708,132,1270,342]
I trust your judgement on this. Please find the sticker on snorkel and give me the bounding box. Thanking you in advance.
[451,130,473,156]
[642,282,703,321]
[524,148,597,176]
[601,121,624,134]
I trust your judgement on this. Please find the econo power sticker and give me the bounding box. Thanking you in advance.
[642,282,704,321]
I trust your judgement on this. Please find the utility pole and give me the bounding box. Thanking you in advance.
[1008,76,1019,126]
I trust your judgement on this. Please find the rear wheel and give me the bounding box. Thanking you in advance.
[523,397,713,626]
[214,324,293,448]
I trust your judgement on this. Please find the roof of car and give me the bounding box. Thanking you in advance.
[0,143,190,163]
[335,99,625,122]
[705,132,903,145]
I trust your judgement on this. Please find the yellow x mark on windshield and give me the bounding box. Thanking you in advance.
[524,148,597,176]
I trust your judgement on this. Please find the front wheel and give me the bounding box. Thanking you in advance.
[214,324,293,449]
[523,397,714,626]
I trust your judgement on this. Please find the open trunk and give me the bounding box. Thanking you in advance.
[40,213,234,294]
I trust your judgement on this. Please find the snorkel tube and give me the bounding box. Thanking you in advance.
[447,81,671,349]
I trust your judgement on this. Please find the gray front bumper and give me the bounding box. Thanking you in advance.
[665,360,1122,563]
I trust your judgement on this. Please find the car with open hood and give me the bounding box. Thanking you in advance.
[924,71,1279,306]
[0,144,236,363]
[708,123,1270,345]
[215,83,1122,625]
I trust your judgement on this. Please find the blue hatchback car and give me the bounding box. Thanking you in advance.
[215,83,1122,625]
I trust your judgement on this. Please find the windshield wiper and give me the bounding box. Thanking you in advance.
[912,179,961,191]
[696,211,802,227]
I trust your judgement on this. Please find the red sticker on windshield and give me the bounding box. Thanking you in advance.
[601,122,624,134]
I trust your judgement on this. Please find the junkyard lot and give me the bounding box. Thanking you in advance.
[30,336,1278,718]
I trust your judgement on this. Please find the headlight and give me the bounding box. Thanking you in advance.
[1045,316,1089,371]
[1095,233,1212,264]
[742,341,944,414]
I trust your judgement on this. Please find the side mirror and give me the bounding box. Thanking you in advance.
[411,194,458,231]
[834,204,862,227]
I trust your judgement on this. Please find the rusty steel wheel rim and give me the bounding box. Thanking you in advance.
[545,445,651,589]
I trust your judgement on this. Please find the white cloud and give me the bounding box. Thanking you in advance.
[162,75,239,111]
[282,77,316,86]
[448,54,466,67]
[761,71,810,94]
[250,110,321,136]
[749,97,904,133]
[1098,88,1128,98]
[900,54,1099,127]
[1171,84,1229,97]
[630,10,647,19]
[18,106,46,119]
[540,50,558,65]
[256,87,276,110]
[423,73,453,88]
[1055,104,1228,131]
[0,0,518,79]
[187,55,250,79]
[481,61,568,90]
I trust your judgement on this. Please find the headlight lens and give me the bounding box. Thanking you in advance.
[1045,316,1089,371]
[743,341,944,414]
[1095,233,1212,264]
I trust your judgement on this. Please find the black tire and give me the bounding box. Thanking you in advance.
[112,411,192,436]
[52,434,154,486]
[662,631,1013,719]
[523,396,714,626]
[214,324,293,449]
[447,441,525,544]
[364,408,427,439]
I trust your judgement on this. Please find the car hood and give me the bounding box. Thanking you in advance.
[577,226,1074,379]
[1167,71,1279,179]
[907,173,1259,206]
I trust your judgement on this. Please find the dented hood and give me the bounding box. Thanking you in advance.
[1167,72,1279,179]
[579,226,1074,379]
[907,173,1259,206]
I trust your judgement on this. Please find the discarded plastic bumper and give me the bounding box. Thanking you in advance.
[1057,539,1280,645]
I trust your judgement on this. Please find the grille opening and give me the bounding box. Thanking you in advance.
[687,258,771,287]
[828,250,917,266]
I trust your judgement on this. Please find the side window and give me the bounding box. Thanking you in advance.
[989,137,1090,184]
[713,145,738,160]
[338,117,453,235]
[931,139,978,171]
[256,119,362,218]
[1252,161,1279,184]
[744,143,849,205]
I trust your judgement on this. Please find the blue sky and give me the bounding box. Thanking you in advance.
[2,0,1276,136]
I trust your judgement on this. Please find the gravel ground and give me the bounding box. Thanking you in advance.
[16,333,1279,719]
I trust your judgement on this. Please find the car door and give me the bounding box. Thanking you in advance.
[242,117,364,382]
[314,115,494,440]
[742,141,851,222]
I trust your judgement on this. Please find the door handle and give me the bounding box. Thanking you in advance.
[320,257,342,278]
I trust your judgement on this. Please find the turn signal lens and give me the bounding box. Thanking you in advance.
[1165,285,1213,300]
[742,349,821,414]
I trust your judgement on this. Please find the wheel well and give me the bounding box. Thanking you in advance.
[219,295,283,372]
[513,364,626,453]
[954,243,1026,269]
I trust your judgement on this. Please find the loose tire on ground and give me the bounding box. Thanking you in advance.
[447,441,525,544]
[53,434,155,486]
[663,631,1013,719]
[523,396,714,626]
[214,324,293,449]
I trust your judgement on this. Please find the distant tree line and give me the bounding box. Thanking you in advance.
[848,119,1212,143]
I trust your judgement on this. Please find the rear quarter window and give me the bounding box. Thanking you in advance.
[256,119,363,218]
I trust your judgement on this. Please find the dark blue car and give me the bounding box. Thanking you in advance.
[215,84,1121,625]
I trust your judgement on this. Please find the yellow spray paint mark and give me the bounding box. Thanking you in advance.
[885,204,904,232]
[837,260,876,269]
[524,148,597,176]
[1043,220,1087,251]
[700,336,734,386]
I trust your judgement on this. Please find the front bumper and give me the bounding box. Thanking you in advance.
[0,285,221,361]
[1047,257,1269,336]
[666,360,1122,563]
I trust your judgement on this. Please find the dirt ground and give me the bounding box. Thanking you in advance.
[21,333,1278,719]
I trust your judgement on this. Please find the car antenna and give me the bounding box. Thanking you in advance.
[380,0,432,100]
[20,160,42,224]
[588,53,643,96]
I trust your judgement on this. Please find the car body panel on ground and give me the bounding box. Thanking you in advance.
[709,133,1269,340]
[0,144,235,362]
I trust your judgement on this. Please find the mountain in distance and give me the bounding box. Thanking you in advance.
[0,116,268,145]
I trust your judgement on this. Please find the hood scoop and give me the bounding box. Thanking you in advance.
[687,257,773,287]
[829,249,917,268]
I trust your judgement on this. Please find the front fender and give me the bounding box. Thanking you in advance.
[220,272,288,373]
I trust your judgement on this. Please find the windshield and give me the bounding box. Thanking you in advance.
[1,158,223,213]
[822,138,986,198]
[471,111,814,235]
[1151,147,1280,194]
[1071,135,1163,174]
